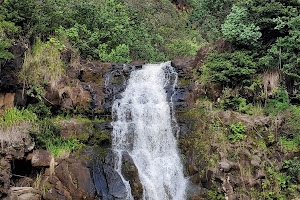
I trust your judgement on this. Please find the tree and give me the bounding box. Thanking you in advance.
[0,14,18,74]
[205,51,257,87]
[221,5,262,47]
[188,0,234,41]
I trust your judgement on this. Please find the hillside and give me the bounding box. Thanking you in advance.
[0,0,299,199]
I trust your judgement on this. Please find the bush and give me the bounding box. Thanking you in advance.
[220,96,253,114]
[0,15,19,62]
[279,136,300,152]
[265,87,290,116]
[98,43,131,63]
[228,122,246,142]
[282,157,300,181]
[188,0,233,41]
[221,5,262,47]
[205,51,257,87]
[29,118,61,149]
[27,101,52,120]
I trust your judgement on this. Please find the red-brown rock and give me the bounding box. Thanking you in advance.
[30,150,53,167]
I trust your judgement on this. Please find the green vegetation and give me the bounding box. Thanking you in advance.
[20,38,65,91]
[0,0,203,63]
[0,105,88,158]
[0,107,36,128]
[0,14,18,64]
[1,0,299,198]
[228,122,246,142]
[205,51,257,87]
[221,5,262,47]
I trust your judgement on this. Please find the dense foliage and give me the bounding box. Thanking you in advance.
[0,0,202,63]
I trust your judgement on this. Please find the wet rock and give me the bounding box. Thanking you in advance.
[129,60,145,67]
[103,63,133,114]
[188,164,198,175]
[121,152,143,200]
[103,164,127,199]
[171,56,195,79]
[29,149,53,167]
[191,174,201,184]
[93,161,113,200]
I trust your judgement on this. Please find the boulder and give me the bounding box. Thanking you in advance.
[42,158,95,200]
[103,164,127,199]
[0,123,34,158]
[5,187,41,200]
[29,150,53,167]
[68,161,96,198]
[171,56,195,79]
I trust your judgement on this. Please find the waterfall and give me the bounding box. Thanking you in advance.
[111,62,187,200]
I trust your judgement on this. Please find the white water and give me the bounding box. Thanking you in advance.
[112,62,187,200]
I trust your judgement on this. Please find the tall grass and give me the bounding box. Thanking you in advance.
[19,38,65,90]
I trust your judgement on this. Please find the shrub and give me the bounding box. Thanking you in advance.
[29,118,61,149]
[221,5,262,47]
[27,101,52,120]
[279,136,300,153]
[228,122,246,142]
[98,43,131,63]
[282,157,300,181]
[265,87,290,116]
[188,0,233,41]
[205,51,257,87]
[0,15,19,62]
[220,96,253,114]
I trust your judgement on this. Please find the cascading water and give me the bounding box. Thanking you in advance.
[112,62,187,200]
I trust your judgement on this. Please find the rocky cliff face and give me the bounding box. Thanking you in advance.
[0,42,299,200]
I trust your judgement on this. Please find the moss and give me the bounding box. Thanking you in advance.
[178,78,193,85]
[93,131,111,144]
[77,132,90,142]
[92,145,109,160]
